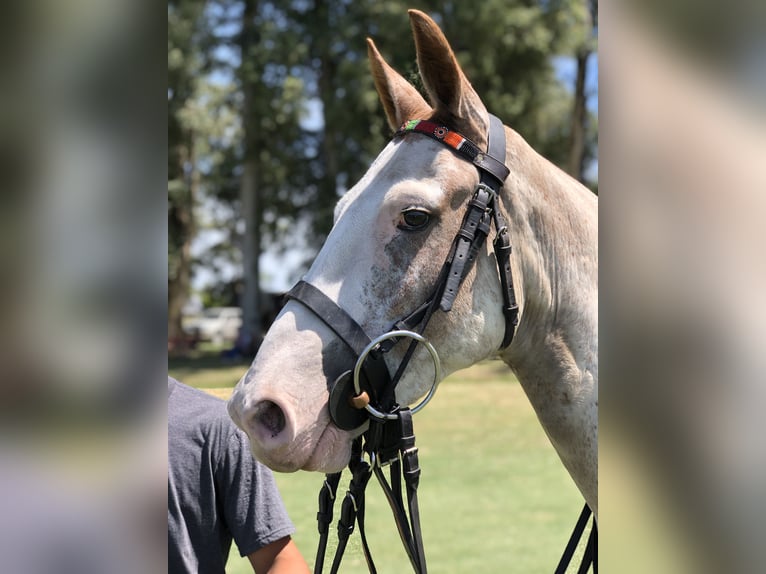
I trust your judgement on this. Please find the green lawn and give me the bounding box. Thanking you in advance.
[169,357,589,573]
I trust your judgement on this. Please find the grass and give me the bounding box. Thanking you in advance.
[169,356,589,573]
[168,343,250,389]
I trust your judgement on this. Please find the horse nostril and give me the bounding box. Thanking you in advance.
[253,400,286,438]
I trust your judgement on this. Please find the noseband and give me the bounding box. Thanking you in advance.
[285,115,595,573]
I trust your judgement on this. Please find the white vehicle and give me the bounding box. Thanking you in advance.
[183,307,242,345]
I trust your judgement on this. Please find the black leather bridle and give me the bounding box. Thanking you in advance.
[285,114,595,573]
[287,114,517,430]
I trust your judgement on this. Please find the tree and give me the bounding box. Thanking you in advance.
[168,0,599,349]
[287,1,409,238]
[222,0,310,350]
[566,0,598,183]
[168,0,208,351]
[238,0,263,350]
[290,0,599,241]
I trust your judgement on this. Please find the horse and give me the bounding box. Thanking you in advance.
[228,9,598,533]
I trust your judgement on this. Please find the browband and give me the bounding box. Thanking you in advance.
[395,119,510,187]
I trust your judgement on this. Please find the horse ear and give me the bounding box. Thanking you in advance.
[367,38,431,131]
[408,10,489,145]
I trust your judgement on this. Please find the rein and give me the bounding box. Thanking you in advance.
[286,115,595,573]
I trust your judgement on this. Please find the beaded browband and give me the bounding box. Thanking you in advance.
[394,119,510,186]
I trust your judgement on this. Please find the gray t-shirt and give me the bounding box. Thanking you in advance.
[168,378,295,573]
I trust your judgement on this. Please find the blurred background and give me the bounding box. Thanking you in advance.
[0,0,763,572]
[167,0,599,360]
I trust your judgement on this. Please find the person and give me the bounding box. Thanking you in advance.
[168,377,309,573]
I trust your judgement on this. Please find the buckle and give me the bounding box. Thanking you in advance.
[377,452,400,467]
[474,182,496,200]
[402,446,419,458]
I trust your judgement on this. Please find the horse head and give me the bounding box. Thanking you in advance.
[228,11,512,473]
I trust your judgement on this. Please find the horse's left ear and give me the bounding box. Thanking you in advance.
[367,38,431,131]
[408,10,489,147]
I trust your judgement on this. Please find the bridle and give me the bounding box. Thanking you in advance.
[288,114,516,429]
[286,114,596,573]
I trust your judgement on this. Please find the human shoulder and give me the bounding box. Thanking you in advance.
[168,377,238,444]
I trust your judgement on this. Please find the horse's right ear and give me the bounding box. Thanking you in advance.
[367,38,431,131]
[408,10,489,147]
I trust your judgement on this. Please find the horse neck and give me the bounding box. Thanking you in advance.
[493,128,599,512]
[498,127,598,379]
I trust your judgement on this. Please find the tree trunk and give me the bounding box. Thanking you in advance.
[567,48,590,182]
[168,128,196,354]
[313,0,339,237]
[237,0,262,355]
[167,226,193,352]
[239,159,262,352]
[167,0,206,355]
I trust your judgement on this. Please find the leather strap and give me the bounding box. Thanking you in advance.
[439,114,508,314]
[398,410,426,572]
[329,450,374,574]
[481,114,509,186]
[492,209,519,348]
[369,410,427,573]
[555,503,597,574]
[286,280,392,408]
[314,472,341,574]
[578,522,597,574]
[439,184,494,312]
[482,114,518,347]
[286,281,371,357]
[395,119,510,186]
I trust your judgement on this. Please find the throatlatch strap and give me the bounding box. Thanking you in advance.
[483,115,518,348]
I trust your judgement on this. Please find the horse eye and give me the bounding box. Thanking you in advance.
[398,209,431,231]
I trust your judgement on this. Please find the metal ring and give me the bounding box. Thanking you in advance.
[352,330,441,420]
